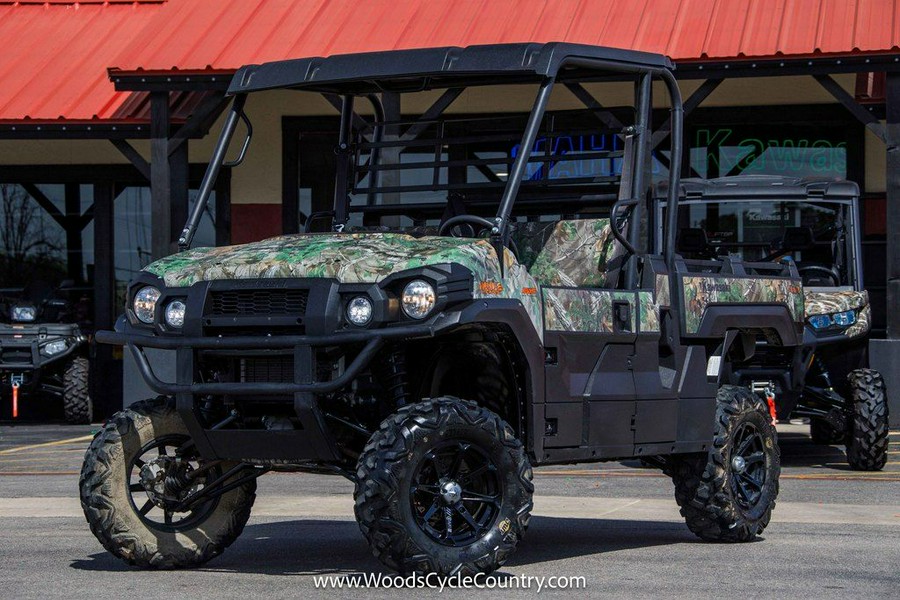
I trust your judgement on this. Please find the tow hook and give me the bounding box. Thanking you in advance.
[764,387,777,426]
[10,374,24,419]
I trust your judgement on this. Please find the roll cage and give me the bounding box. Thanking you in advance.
[181,43,684,281]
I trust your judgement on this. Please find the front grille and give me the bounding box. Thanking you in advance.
[1,349,32,364]
[209,289,309,317]
[241,357,294,383]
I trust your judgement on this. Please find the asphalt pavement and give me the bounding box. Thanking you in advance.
[0,422,898,599]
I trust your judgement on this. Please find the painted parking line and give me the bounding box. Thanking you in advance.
[0,435,93,456]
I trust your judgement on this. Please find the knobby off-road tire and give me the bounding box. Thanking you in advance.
[80,397,256,568]
[63,357,92,424]
[810,418,845,445]
[354,397,533,575]
[665,385,780,542]
[845,369,889,471]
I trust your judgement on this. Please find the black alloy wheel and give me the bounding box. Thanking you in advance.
[409,441,502,546]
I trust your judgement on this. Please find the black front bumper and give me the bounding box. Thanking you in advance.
[96,317,448,463]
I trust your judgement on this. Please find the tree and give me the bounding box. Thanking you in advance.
[0,184,64,287]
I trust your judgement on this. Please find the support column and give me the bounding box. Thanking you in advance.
[92,181,121,417]
[64,183,83,282]
[170,139,189,247]
[885,72,900,339]
[150,91,172,259]
[870,71,900,418]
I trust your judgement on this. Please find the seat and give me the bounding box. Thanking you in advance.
[527,218,625,288]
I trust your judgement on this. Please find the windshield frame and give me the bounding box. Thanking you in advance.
[654,195,863,290]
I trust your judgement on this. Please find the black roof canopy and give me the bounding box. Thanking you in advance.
[657,176,860,202]
[227,42,673,95]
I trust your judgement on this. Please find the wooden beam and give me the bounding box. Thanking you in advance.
[885,72,900,339]
[150,91,172,259]
[110,139,151,181]
[167,92,229,156]
[652,78,723,149]
[20,183,66,226]
[64,183,83,283]
[563,82,626,131]
[814,74,887,144]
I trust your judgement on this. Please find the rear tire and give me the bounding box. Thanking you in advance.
[810,418,845,445]
[845,369,889,471]
[63,357,92,424]
[666,385,780,542]
[79,397,256,568]
[354,397,533,575]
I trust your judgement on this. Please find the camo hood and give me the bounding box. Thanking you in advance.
[145,233,502,287]
[805,289,870,340]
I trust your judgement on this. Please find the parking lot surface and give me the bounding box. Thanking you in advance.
[1,422,898,599]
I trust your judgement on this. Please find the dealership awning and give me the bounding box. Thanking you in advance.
[109,0,900,74]
[2,0,900,125]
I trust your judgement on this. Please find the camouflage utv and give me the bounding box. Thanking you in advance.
[655,176,888,470]
[83,44,803,575]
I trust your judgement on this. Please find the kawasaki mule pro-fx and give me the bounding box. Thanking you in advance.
[655,176,889,470]
[83,44,802,575]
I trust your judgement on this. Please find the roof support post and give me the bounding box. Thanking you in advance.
[170,138,189,248]
[149,91,190,257]
[885,72,900,339]
[150,91,173,259]
[92,180,119,417]
[64,183,83,283]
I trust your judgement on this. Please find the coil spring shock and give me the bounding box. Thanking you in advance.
[380,344,410,408]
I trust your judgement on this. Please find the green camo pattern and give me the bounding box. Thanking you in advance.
[805,289,870,340]
[528,219,622,288]
[542,288,636,333]
[144,232,544,339]
[682,275,804,334]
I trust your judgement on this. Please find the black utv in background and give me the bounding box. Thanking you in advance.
[0,281,93,423]
[655,176,889,470]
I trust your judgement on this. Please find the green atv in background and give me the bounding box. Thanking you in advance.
[655,176,889,470]
[83,44,804,575]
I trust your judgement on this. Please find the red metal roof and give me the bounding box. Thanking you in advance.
[2,0,900,123]
[111,0,900,75]
[0,1,166,122]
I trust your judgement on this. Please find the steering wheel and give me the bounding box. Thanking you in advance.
[439,215,495,238]
[798,265,840,286]
[438,215,520,260]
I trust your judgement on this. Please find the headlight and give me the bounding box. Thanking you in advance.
[133,286,161,324]
[401,280,436,319]
[809,310,857,330]
[832,309,856,327]
[164,300,186,328]
[10,305,36,322]
[346,296,373,326]
[808,314,832,330]
[40,339,68,357]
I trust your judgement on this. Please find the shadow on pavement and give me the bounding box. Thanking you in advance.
[69,515,696,576]
[776,430,855,470]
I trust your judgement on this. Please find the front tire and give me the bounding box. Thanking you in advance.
[845,369,889,471]
[354,397,533,575]
[63,357,92,424]
[79,397,256,568]
[666,385,780,542]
